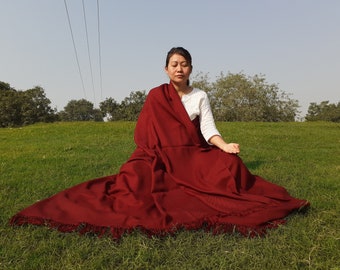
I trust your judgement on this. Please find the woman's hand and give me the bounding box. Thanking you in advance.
[209,135,240,154]
[221,143,240,154]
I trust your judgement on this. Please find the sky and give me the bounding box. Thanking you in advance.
[1,0,339,118]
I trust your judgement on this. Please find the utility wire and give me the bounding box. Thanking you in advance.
[63,0,87,99]
[97,0,103,101]
[82,0,96,104]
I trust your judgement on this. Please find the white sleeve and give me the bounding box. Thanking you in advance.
[199,92,221,143]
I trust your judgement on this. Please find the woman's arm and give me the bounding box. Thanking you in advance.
[198,91,240,154]
[209,135,240,154]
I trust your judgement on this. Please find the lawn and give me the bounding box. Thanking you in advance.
[0,121,339,269]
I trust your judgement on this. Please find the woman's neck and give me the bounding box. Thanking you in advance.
[171,82,192,97]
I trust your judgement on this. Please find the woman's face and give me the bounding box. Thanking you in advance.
[165,54,192,86]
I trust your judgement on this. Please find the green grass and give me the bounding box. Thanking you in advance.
[1,121,339,269]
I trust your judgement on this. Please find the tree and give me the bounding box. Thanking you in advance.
[118,91,147,121]
[192,72,299,122]
[0,83,22,127]
[99,97,120,121]
[100,91,147,121]
[0,82,56,127]
[191,72,213,93]
[0,81,11,91]
[305,101,340,122]
[59,99,103,122]
[20,86,57,125]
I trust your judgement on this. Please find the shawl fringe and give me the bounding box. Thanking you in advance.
[9,213,287,240]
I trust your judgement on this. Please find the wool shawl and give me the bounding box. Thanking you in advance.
[10,83,309,238]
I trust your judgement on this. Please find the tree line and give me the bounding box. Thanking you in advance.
[1,73,339,127]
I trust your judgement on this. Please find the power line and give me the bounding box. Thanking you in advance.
[63,0,87,99]
[97,0,103,101]
[82,0,96,104]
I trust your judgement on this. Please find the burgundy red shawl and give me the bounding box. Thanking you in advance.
[10,83,309,238]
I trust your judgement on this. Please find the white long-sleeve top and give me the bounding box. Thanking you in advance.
[181,88,221,143]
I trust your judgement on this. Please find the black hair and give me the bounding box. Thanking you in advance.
[165,47,192,68]
[165,47,192,85]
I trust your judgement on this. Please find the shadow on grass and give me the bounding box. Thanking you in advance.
[244,160,265,170]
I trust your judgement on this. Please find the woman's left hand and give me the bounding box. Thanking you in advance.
[209,135,240,154]
[222,143,240,154]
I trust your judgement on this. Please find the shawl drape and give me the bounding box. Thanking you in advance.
[10,83,309,238]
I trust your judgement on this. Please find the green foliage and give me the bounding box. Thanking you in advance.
[100,90,147,121]
[1,122,339,269]
[2,73,338,127]
[118,90,146,121]
[0,81,11,91]
[0,85,22,127]
[20,86,58,125]
[0,79,146,126]
[192,72,299,122]
[0,81,56,127]
[59,99,103,122]
[99,97,119,120]
[305,101,340,122]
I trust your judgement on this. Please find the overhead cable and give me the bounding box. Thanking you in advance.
[97,0,103,101]
[63,0,87,99]
[82,0,96,104]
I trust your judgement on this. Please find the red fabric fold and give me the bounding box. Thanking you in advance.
[10,83,309,238]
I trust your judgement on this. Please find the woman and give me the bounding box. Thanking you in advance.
[164,47,240,154]
[10,47,309,238]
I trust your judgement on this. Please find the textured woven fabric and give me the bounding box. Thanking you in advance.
[10,83,309,238]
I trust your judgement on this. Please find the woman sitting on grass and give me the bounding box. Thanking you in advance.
[10,47,309,238]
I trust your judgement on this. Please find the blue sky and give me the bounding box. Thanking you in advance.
[1,0,339,118]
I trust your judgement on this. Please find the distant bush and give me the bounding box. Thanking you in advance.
[192,72,299,122]
[305,101,340,122]
[0,81,57,127]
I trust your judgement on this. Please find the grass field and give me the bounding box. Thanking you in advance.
[0,121,339,269]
